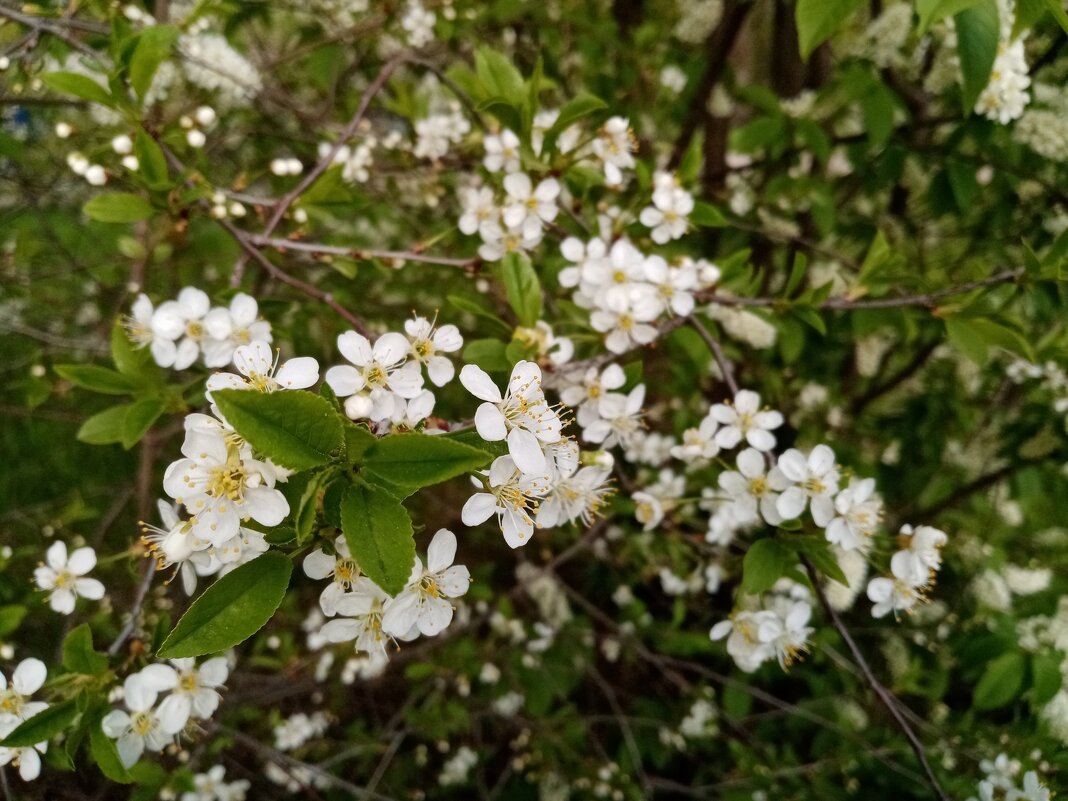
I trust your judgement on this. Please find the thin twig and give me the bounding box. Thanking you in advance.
[801,556,950,801]
[107,558,156,657]
[688,314,739,394]
[250,235,476,267]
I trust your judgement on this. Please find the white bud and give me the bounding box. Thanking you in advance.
[121,155,140,171]
[186,129,206,148]
[293,208,308,224]
[111,134,133,154]
[85,165,108,186]
[194,105,216,127]
[66,152,89,175]
[179,115,193,129]
[0,56,10,71]
[269,158,288,176]
[210,204,228,219]
[285,158,303,175]
[54,121,72,139]
[344,394,374,420]
[228,202,246,217]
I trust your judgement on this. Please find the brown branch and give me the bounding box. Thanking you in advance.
[801,557,950,801]
[688,314,739,395]
[249,235,477,268]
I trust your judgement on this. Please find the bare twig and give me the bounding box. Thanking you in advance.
[688,314,739,394]
[250,235,476,268]
[801,556,950,801]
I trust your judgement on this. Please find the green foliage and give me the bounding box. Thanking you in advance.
[83,193,154,223]
[955,0,1000,112]
[741,538,793,595]
[973,651,1027,709]
[0,701,80,747]
[63,624,109,675]
[362,432,492,497]
[796,0,867,59]
[212,389,345,471]
[157,553,293,658]
[340,483,416,596]
[500,252,543,327]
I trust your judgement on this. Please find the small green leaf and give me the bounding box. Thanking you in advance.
[363,433,492,497]
[340,484,415,596]
[212,390,344,471]
[295,471,327,544]
[89,716,133,783]
[742,538,793,595]
[134,129,170,190]
[956,0,1000,113]
[157,552,292,658]
[1032,652,1062,706]
[690,201,727,227]
[344,422,377,464]
[501,252,542,327]
[41,72,114,107]
[917,0,981,32]
[462,338,511,372]
[973,651,1026,710]
[77,405,133,445]
[795,0,866,59]
[83,193,154,223]
[122,398,165,449]
[0,700,79,747]
[129,25,179,98]
[475,48,525,102]
[63,624,109,674]
[54,364,139,395]
[0,605,26,638]
[543,93,607,154]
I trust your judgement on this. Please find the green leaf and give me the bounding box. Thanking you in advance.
[41,72,114,107]
[111,320,151,376]
[63,624,109,674]
[945,316,1033,364]
[157,551,292,658]
[340,484,415,596]
[917,0,981,32]
[54,364,139,395]
[501,252,542,327]
[1041,0,1068,36]
[295,471,327,544]
[77,405,134,445]
[795,0,866,59]
[343,421,377,464]
[0,700,79,747]
[447,295,513,338]
[475,48,525,102]
[790,536,849,586]
[122,398,165,449]
[83,193,154,223]
[89,716,133,783]
[129,25,179,98]
[363,433,492,497]
[973,651,1026,710]
[0,605,27,638]
[134,129,170,190]
[1032,652,1062,706]
[212,389,344,471]
[462,338,511,372]
[956,0,1000,113]
[690,201,727,227]
[543,93,607,154]
[742,538,793,595]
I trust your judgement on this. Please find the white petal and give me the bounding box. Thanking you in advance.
[275,357,320,389]
[233,341,274,377]
[12,659,46,696]
[74,578,105,600]
[337,331,373,366]
[776,449,808,482]
[507,428,547,475]
[325,365,364,397]
[776,487,807,520]
[426,529,456,573]
[66,547,97,575]
[116,733,144,768]
[474,403,508,442]
[459,365,503,402]
[373,332,411,366]
[461,493,497,526]
[245,487,290,526]
[46,541,67,570]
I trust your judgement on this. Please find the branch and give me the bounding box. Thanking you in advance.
[801,556,950,801]
[249,235,477,268]
[688,314,739,394]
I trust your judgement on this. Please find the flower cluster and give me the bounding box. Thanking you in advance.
[0,659,49,781]
[102,657,229,768]
[967,753,1050,801]
[125,288,272,371]
[710,581,814,672]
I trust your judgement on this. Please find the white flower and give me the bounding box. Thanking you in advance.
[401,0,436,47]
[203,293,272,354]
[757,599,812,669]
[671,412,720,461]
[0,717,46,781]
[639,173,693,243]
[461,455,549,548]
[775,445,839,525]
[581,385,645,449]
[589,291,660,354]
[483,129,520,173]
[320,577,392,655]
[476,220,541,262]
[303,534,363,616]
[0,659,48,728]
[643,255,697,317]
[102,674,185,768]
[33,541,105,614]
[895,524,948,585]
[501,173,560,240]
[717,448,789,525]
[710,612,773,673]
[151,286,211,370]
[326,331,424,421]
[405,316,463,386]
[181,765,250,801]
[458,186,498,235]
[825,478,882,551]
[536,465,612,528]
[560,363,626,413]
[709,390,783,451]
[592,116,636,185]
[206,340,319,396]
[382,529,471,637]
[140,500,208,595]
[866,551,928,619]
[634,491,664,530]
[138,657,229,727]
[124,293,156,350]
[460,361,563,474]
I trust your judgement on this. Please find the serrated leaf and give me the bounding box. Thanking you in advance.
[973,651,1026,710]
[63,623,109,674]
[55,364,139,395]
[340,484,415,596]
[42,72,114,107]
[956,0,1000,112]
[0,700,78,747]
[475,48,525,102]
[83,193,154,223]
[157,552,292,658]
[742,538,793,595]
[501,252,542,327]
[363,433,492,497]
[134,129,170,190]
[212,389,344,471]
